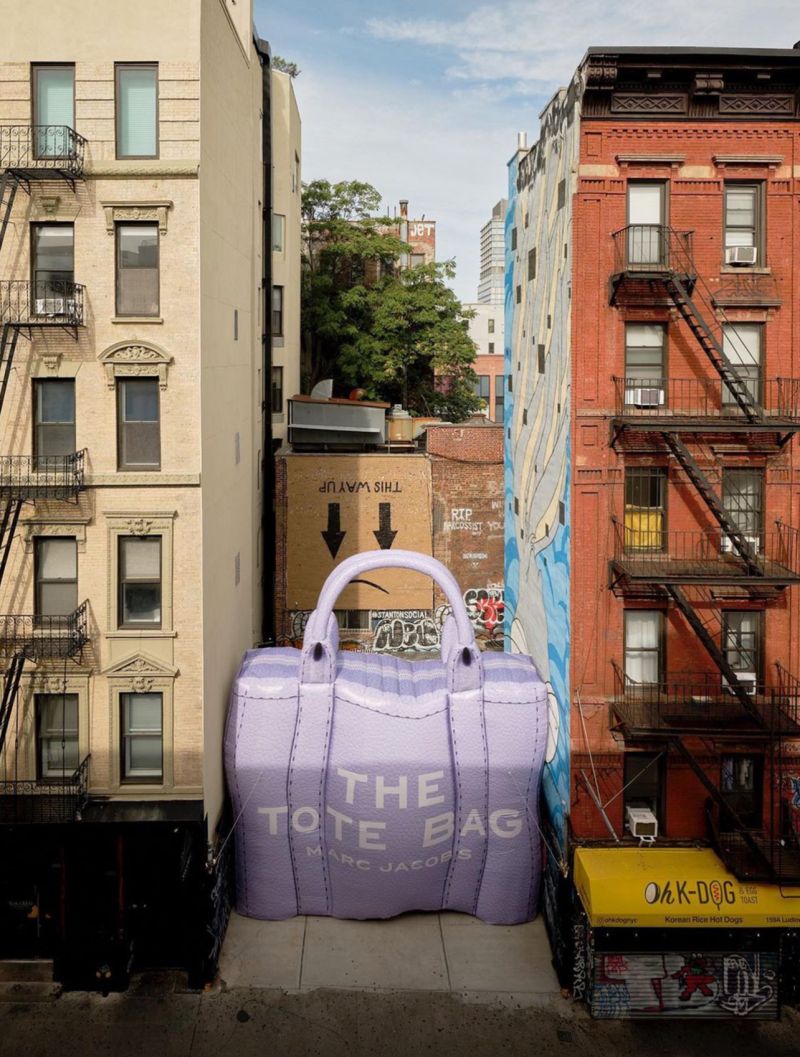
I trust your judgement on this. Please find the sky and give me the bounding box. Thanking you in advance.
[254,1,798,302]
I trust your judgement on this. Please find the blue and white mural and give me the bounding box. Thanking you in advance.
[505,83,580,856]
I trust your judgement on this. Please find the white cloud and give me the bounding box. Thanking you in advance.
[293,65,515,302]
[369,1,799,91]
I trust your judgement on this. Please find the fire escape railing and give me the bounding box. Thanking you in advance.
[0,279,85,328]
[611,659,800,736]
[0,451,86,501]
[0,600,89,662]
[0,754,90,825]
[610,517,800,584]
[612,376,800,424]
[0,125,86,180]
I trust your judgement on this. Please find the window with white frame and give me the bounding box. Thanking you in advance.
[624,610,662,686]
[722,323,762,406]
[121,691,163,782]
[118,536,162,628]
[36,693,79,779]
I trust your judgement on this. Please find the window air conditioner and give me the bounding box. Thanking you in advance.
[720,534,760,554]
[723,671,757,695]
[625,806,659,840]
[725,246,758,266]
[625,386,665,409]
[35,297,74,317]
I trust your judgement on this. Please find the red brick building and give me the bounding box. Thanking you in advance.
[507,46,800,1012]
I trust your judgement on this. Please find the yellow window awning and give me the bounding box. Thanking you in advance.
[574,847,800,928]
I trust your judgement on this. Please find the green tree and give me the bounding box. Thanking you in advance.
[272,56,300,78]
[301,179,481,421]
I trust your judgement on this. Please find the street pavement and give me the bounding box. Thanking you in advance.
[1,911,799,1056]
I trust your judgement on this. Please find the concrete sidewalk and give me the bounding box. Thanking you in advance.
[218,911,560,1003]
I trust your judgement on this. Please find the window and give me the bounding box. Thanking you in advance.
[722,324,762,407]
[409,253,426,267]
[724,183,763,261]
[528,248,536,281]
[625,324,665,392]
[627,182,666,266]
[31,223,73,308]
[116,223,159,317]
[36,694,79,779]
[623,752,665,829]
[488,342,495,355]
[116,63,158,158]
[272,213,285,252]
[272,286,284,337]
[117,378,160,470]
[35,537,77,617]
[722,467,764,543]
[121,692,163,782]
[292,152,300,194]
[34,379,75,464]
[334,610,371,631]
[720,755,762,830]
[118,536,161,628]
[624,468,665,552]
[624,610,662,685]
[511,227,517,250]
[494,383,504,423]
[488,318,495,334]
[537,345,545,373]
[515,285,521,304]
[473,375,490,404]
[271,366,283,413]
[723,611,762,682]
[32,65,75,158]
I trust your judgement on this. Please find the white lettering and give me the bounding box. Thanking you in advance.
[423,811,454,848]
[359,820,387,851]
[376,774,408,810]
[461,809,486,838]
[257,806,288,835]
[337,768,369,805]
[292,807,319,833]
[326,805,353,842]
[490,809,524,838]
[418,771,446,808]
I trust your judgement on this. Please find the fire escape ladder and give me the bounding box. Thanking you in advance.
[665,583,763,722]
[663,273,762,423]
[0,497,22,590]
[670,736,777,879]
[0,650,27,758]
[662,432,761,573]
[0,173,18,257]
[0,324,20,422]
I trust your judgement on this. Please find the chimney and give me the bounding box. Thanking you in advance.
[399,199,408,218]
[517,131,528,151]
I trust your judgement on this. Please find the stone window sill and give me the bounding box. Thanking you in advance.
[111,316,164,324]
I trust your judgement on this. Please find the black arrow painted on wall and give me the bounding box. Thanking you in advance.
[322,503,346,558]
[373,503,397,550]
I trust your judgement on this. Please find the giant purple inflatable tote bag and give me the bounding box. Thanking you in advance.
[225,550,548,923]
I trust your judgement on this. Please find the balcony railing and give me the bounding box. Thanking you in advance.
[0,451,86,501]
[612,376,800,426]
[0,754,89,824]
[0,280,84,328]
[611,660,800,736]
[0,125,86,179]
[711,823,800,886]
[0,601,89,660]
[612,224,695,278]
[610,518,800,585]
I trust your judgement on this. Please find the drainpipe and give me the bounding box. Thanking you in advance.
[255,37,275,644]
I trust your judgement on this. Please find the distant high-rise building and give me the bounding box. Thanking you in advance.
[477,199,507,305]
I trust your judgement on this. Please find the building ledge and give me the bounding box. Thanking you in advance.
[111,316,163,325]
[713,154,784,166]
[86,161,199,178]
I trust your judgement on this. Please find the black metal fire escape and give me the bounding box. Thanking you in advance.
[609,223,800,884]
[0,125,88,767]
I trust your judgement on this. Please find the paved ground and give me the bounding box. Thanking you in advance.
[2,912,800,1056]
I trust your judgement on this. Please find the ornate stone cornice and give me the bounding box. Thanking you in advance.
[101,200,173,235]
[98,341,173,390]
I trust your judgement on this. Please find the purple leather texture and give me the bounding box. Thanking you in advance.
[225,550,548,924]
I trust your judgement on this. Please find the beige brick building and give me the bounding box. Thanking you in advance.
[0,0,271,987]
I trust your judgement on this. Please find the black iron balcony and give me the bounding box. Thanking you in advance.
[0,451,86,501]
[611,376,800,438]
[610,518,800,587]
[611,660,800,737]
[0,280,84,328]
[710,818,800,886]
[0,601,89,661]
[0,754,89,824]
[0,125,86,182]
[610,225,695,304]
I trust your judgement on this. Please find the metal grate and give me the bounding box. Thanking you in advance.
[0,754,89,824]
[613,376,800,423]
[0,126,86,179]
[0,450,85,500]
[0,600,89,660]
